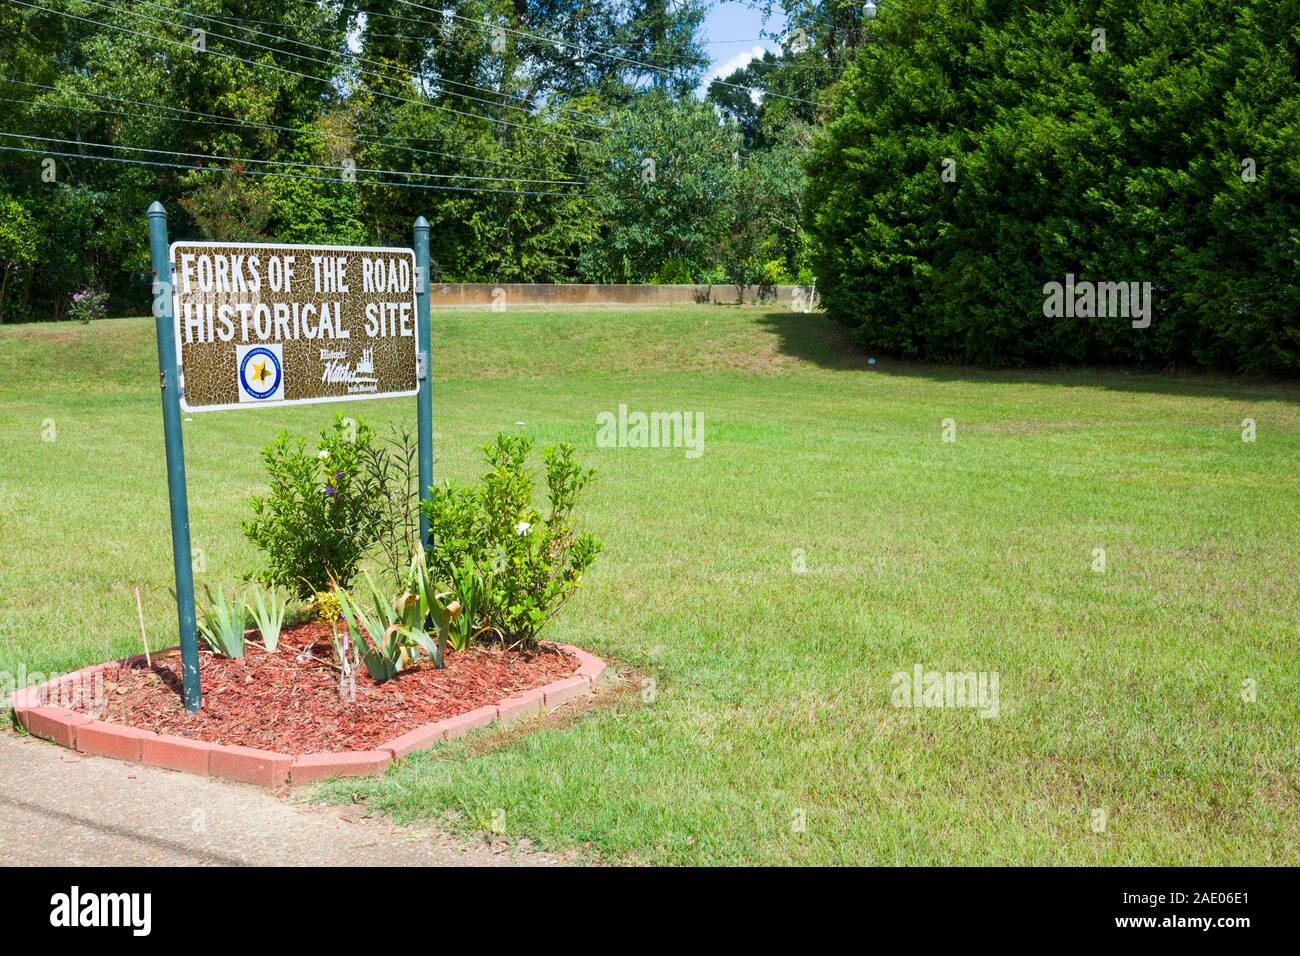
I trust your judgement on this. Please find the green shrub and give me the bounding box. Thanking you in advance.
[697,265,727,286]
[652,258,697,285]
[244,414,385,599]
[423,434,601,648]
[805,0,1300,373]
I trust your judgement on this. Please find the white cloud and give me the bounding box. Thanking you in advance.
[704,44,772,90]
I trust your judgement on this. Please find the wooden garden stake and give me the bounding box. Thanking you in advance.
[134,585,152,667]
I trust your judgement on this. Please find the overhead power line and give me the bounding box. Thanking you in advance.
[77,0,603,139]
[356,2,710,68]
[0,137,585,196]
[100,0,608,131]
[389,0,824,107]
[0,95,583,183]
[0,73,574,177]
[169,1,604,124]
[0,130,582,185]
[11,0,597,146]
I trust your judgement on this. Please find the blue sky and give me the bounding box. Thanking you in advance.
[699,2,787,89]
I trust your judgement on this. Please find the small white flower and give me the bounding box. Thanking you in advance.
[514,520,531,535]
[318,450,329,460]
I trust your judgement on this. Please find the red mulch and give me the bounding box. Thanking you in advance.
[72,622,579,756]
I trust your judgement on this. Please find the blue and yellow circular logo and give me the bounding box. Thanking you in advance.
[239,346,282,400]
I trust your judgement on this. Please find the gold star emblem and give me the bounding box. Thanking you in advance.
[251,360,271,385]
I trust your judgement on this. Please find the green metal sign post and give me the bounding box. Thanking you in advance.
[147,201,202,713]
[414,216,434,547]
[145,203,434,711]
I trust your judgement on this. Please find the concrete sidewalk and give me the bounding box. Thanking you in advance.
[0,731,565,866]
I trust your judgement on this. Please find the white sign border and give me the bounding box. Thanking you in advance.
[169,239,422,413]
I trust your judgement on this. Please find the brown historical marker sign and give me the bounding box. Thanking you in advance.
[170,241,420,412]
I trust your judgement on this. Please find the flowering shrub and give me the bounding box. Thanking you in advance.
[244,414,384,598]
[423,434,601,648]
[69,289,107,324]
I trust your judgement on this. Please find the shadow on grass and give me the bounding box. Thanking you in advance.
[755,310,1300,405]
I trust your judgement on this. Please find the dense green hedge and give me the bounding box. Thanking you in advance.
[806,0,1300,373]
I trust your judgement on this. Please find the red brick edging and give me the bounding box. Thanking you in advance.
[7,644,607,787]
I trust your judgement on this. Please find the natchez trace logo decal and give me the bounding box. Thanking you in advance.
[237,343,284,402]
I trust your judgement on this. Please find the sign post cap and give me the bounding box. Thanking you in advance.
[414,215,430,231]
[147,200,167,218]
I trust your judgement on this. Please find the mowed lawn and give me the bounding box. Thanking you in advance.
[1,305,1298,865]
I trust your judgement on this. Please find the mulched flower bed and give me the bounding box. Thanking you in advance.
[70,622,580,756]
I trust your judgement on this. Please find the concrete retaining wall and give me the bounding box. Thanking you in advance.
[429,282,818,309]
